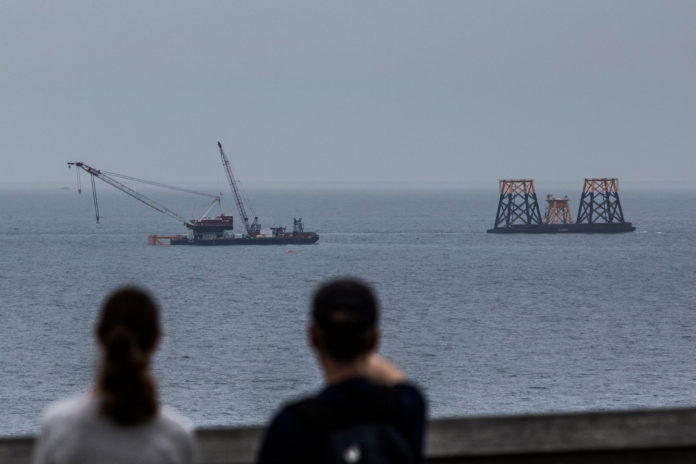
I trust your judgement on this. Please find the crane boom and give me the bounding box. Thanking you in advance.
[217,141,259,236]
[68,162,193,227]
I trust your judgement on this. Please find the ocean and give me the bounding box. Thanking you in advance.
[1,187,695,436]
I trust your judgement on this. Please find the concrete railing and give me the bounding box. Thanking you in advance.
[4,407,696,463]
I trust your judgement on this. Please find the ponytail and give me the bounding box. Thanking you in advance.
[97,287,160,426]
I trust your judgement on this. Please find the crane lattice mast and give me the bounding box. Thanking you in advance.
[217,141,259,236]
[68,162,194,227]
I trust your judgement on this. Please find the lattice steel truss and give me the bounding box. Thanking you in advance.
[544,195,573,224]
[576,178,626,224]
[493,179,542,228]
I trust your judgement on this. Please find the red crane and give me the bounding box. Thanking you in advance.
[217,141,260,237]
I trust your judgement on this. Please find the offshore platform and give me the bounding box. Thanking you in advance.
[487,178,635,233]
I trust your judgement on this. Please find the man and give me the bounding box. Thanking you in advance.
[257,278,426,464]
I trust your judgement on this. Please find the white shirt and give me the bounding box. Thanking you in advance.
[33,393,197,464]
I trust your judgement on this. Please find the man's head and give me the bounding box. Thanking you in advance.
[310,278,379,364]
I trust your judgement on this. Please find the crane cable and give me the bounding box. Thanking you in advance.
[237,175,257,221]
[101,171,219,198]
[91,175,100,223]
[75,167,82,194]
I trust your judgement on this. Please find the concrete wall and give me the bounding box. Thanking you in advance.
[4,407,696,463]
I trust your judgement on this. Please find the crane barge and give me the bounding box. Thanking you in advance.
[68,143,318,246]
[169,142,319,245]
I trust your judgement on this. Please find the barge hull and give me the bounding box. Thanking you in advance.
[487,223,635,234]
[170,235,319,245]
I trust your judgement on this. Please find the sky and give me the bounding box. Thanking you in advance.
[1,1,695,190]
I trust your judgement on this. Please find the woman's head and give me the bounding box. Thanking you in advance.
[96,286,161,426]
[97,286,160,352]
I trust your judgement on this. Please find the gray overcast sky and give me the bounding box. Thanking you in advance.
[1,1,695,189]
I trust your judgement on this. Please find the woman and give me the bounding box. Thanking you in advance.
[33,286,196,464]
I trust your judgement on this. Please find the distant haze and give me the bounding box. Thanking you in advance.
[1,1,694,190]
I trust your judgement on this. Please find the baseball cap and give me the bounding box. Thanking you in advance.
[312,278,378,333]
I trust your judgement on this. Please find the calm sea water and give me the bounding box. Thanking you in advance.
[1,187,695,436]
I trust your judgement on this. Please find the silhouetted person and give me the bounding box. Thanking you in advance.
[33,286,196,464]
[257,278,426,463]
